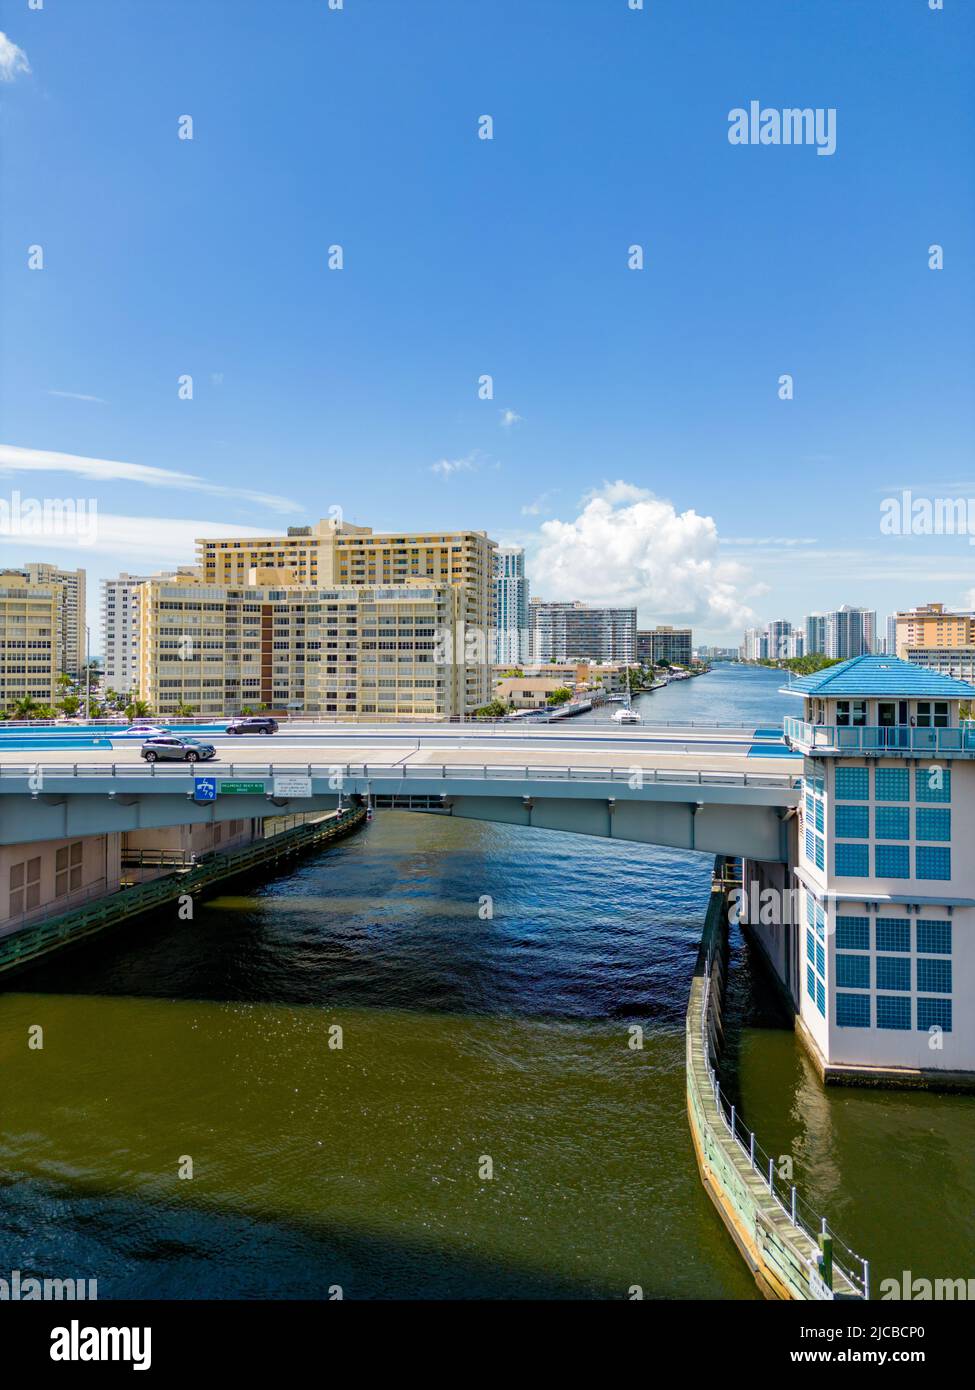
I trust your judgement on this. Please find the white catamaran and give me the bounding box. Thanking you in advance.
[611,665,641,723]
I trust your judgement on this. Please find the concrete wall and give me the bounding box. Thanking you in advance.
[0,832,122,932]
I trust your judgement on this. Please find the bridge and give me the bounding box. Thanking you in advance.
[0,723,800,863]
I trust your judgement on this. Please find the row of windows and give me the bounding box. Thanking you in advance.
[836,994,952,1031]
[834,806,951,841]
[833,767,951,804]
[834,843,951,879]
[835,916,951,954]
[836,954,952,992]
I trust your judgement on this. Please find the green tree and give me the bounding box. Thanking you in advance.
[474,700,509,720]
[58,695,81,716]
[125,700,151,720]
[546,687,573,706]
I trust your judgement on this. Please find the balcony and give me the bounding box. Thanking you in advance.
[783,716,975,757]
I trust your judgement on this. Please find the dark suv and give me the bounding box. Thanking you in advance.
[226,716,279,736]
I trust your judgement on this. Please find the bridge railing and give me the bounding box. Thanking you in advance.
[0,760,801,791]
[700,910,869,1299]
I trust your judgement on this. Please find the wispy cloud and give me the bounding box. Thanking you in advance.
[0,32,30,82]
[0,443,301,514]
[47,390,108,405]
[499,408,522,429]
[721,536,818,547]
[430,454,478,479]
[521,488,559,517]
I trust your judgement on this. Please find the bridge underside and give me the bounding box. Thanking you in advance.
[0,783,791,863]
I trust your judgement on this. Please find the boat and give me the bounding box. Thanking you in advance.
[611,666,642,723]
[612,706,641,724]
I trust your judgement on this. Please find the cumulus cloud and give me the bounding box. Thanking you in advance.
[499,408,522,429]
[0,443,301,513]
[529,481,755,629]
[0,33,30,82]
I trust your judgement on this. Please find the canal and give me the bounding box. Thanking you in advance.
[0,665,971,1298]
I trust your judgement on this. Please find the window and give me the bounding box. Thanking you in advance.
[877,956,911,992]
[836,993,870,1027]
[55,841,83,898]
[875,806,909,840]
[875,768,909,802]
[835,843,869,877]
[836,916,870,950]
[806,966,816,1002]
[915,701,949,729]
[9,856,41,917]
[815,941,825,975]
[877,995,912,1030]
[916,768,951,803]
[917,958,952,994]
[835,805,869,838]
[875,918,910,953]
[916,809,950,842]
[875,844,910,879]
[816,978,825,1017]
[916,846,951,880]
[835,766,869,800]
[836,954,870,988]
[916,920,951,955]
[917,998,952,1033]
[836,700,867,727]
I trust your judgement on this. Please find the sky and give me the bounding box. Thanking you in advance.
[1,0,974,648]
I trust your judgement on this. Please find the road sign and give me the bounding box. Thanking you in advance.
[221,781,266,795]
[272,775,313,799]
[193,776,217,803]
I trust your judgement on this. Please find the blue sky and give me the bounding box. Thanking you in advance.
[1,0,974,645]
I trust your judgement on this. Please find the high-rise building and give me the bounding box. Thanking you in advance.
[805,613,827,656]
[766,620,796,661]
[885,614,897,656]
[637,625,693,666]
[101,573,152,695]
[494,546,529,665]
[531,601,636,663]
[825,606,876,660]
[893,602,975,681]
[0,570,59,709]
[741,627,767,661]
[22,563,86,676]
[196,519,496,711]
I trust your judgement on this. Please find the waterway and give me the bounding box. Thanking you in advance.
[0,665,971,1298]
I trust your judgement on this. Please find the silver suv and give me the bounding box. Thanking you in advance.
[141,736,217,763]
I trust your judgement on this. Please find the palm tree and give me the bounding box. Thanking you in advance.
[11,696,39,720]
[125,700,151,720]
[174,701,195,717]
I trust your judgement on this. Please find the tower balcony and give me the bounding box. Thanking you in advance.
[783,716,975,758]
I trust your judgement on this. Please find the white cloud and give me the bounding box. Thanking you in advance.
[430,454,478,478]
[0,32,30,82]
[0,443,301,514]
[0,511,267,562]
[521,488,558,517]
[529,481,755,627]
[499,408,522,429]
[47,390,108,405]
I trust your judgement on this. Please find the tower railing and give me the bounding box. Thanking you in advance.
[784,716,975,756]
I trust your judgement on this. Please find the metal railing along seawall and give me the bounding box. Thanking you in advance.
[686,860,869,1301]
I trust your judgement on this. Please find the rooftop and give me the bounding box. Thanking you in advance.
[781,654,975,700]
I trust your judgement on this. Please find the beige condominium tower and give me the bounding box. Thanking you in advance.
[137,518,497,718]
[0,570,60,709]
[22,563,87,676]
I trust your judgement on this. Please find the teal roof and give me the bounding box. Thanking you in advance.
[780,654,975,699]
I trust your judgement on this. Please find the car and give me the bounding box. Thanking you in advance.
[141,736,217,763]
[119,724,165,737]
[226,716,279,736]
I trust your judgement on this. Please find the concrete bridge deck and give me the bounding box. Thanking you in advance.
[0,730,800,861]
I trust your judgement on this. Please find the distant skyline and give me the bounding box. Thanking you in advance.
[2,0,974,640]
